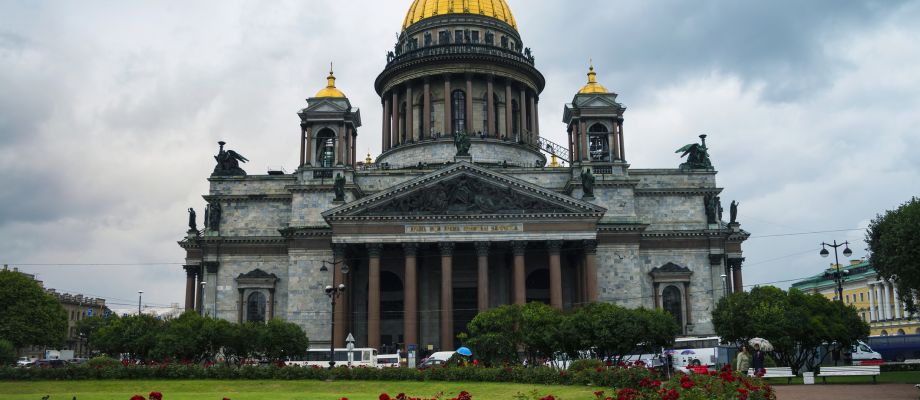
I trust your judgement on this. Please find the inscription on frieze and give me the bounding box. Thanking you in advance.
[405,223,524,234]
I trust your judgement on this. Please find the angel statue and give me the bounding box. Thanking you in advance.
[676,134,713,170]
[212,141,249,176]
[454,130,471,157]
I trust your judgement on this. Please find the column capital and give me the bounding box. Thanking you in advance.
[366,243,383,257]
[583,240,598,254]
[183,265,199,277]
[475,241,491,257]
[439,242,455,256]
[403,242,418,257]
[511,241,528,255]
[547,240,563,254]
[332,243,347,258]
[727,257,745,270]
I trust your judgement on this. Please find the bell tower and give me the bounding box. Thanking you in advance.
[298,69,362,172]
[563,65,627,169]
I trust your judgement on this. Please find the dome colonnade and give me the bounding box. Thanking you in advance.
[374,0,546,168]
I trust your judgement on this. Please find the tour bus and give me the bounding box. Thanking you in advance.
[868,334,920,362]
[666,336,734,372]
[286,348,378,368]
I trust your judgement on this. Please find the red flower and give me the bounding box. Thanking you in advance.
[736,388,749,400]
[658,389,679,400]
[593,391,605,399]
[130,396,145,400]
[539,396,556,400]
[149,392,163,400]
[397,393,407,400]
[380,394,392,400]
[680,381,694,389]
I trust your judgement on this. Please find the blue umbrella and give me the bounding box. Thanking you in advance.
[457,347,473,356]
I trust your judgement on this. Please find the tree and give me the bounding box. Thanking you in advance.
[0,339,15,365]
[519,302,562,366]
[93,314,163,360]
[76,315,111,356]
[260,319,309,362]
[712,286,869,374]
[152,312,208,362]
[866,197,920,315]
[462,304,520,367]
[0,269,67,353]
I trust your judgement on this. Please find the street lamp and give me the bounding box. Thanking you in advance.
[137,290,143,314]
[819,240,853,301]
[321,259,349,368]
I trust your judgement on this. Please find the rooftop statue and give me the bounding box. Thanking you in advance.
[676,134,713,170]
[454,130,471,157]
[581,168,596,199]
[187,208,198,233]
[212,141,249,176]
[334,173,346,202]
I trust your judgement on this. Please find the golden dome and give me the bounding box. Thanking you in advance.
[403,0,518,31]
[577,66,609,94]
[314,69,346,98]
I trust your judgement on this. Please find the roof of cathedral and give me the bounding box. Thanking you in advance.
[403,0,518,31]
[578,66,609,94]
[314,69,346,98]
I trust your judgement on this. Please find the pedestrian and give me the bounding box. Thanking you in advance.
[752,343,765,377]
[736,345,751,375]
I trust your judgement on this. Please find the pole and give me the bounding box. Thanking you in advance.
[329,291,336,368]
[137,291,143,314]
[833,240,843,302]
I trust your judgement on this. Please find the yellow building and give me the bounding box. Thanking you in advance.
[792,260,920,336]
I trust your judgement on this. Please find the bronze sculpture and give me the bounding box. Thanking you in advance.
[581,168,596,198]
[454,130,471,157]
[334,173,346,201]
[212,141,249,176]
[676,134,713,170]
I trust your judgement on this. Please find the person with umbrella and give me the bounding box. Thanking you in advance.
[752,343,765,377]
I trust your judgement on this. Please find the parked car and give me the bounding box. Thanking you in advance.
[16,357,36,368]
[417,351,455,370]
[33,359,67,369]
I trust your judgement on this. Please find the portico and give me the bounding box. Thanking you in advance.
[323,162,605,350]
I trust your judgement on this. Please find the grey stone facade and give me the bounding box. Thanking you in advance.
[179,1,749,352]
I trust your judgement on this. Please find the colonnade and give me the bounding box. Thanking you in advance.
[331,240,597,349]
[380,74,540,153]
[299,123,358,168]
[868,280,911,322]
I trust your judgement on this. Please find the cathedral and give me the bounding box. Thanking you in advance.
[179,0,749,352]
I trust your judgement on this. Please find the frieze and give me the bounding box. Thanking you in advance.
[405,223,524,234]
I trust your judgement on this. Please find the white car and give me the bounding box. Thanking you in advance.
[16,357,36,367]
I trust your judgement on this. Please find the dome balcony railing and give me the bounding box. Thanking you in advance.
[386,43,535,67]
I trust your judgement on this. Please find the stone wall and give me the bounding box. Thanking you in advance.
[377,138,544,167]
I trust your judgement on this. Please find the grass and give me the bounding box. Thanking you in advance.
[0,380,606,400]
[763,370,920,385]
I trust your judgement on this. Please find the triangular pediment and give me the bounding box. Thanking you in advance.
[574,93,622,109]
[302,97,351,114]
[324,162,606,221]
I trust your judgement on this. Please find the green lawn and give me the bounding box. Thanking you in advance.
[763,370,920,385]
[0,380,606,400]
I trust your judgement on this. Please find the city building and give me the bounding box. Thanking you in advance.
[791,259,919,336]
[179,0,750,351]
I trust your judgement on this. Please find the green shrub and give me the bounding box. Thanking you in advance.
[0,339,15,366]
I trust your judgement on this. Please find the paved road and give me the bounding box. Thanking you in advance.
[774,384,917,400]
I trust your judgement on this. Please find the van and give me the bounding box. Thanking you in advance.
[850,340,882,362]
[418,351,455,369]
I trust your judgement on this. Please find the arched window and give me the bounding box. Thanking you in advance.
[880,330,889,336]
[898,329,906,335]
[247,292,266,323]
[511,100,520,135]
[400,102,407,142]
[315,128,336,168]
[662,285,683,329]
[482,95,488,134]
[451,90,466,134]
[588,123,610,162]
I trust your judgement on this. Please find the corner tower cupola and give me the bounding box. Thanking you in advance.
[563,65,627,165]
[297,68,362,171]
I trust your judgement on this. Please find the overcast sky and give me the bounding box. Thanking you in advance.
[2,0,919,312]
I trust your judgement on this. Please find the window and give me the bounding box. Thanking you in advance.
[424,32,432,46]
[501,36,508,48]
[482,95,488,134]
[662,285,683,329]
[846,294,850,303]
[439,31,450,44]
[455,30,463,43]
[860,292,864,302]
[471,31,480,43]
[247,292,267,323]
[511,100,520,134]
[588,123,610,161]
[451,90,466,134]
[316,129,336,167]
[898,329,906,335]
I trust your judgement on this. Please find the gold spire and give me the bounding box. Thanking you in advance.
[577,64,610,94]
[365,151,373,165]
[314,66,346,98]
[403,0,518,31]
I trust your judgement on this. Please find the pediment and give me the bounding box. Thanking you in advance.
[574,94,622,109]
[302,97,351,113]
[649,262,693,281]
[324,162,606,221]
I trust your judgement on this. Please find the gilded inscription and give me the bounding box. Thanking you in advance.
[405,224,523,234]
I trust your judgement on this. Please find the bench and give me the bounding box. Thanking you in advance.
[748,367,796,383]
[817,365,880,383]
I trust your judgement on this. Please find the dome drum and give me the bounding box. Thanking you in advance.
[376,136,546,168]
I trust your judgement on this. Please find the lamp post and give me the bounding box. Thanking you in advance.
[137,290,143,314]
[819,240,853,302]
[320,259,349,368]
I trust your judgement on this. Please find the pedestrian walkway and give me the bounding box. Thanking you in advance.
[774,384,916,400]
